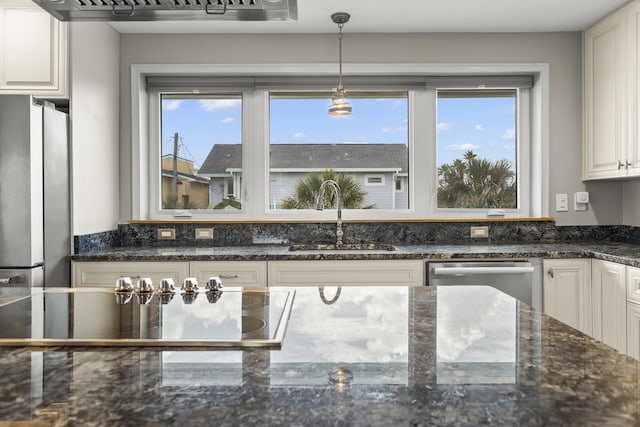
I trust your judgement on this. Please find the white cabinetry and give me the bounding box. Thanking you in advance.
[268,260,424,287]
[72,261,190,287]
[190,261,267,288]
[543,259,592,335]
[0,5,67,96]
[626,266,640,359]
[583,7,627,179]
[591,259,627,353]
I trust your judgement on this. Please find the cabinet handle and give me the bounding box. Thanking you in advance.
[626,160,632,169]
[219,274,239,279]
[547,269,554,279]
[618,160,625,170]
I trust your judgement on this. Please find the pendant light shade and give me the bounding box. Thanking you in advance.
[329,12,351,116]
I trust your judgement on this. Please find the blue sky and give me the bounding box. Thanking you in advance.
[161,94,516,171]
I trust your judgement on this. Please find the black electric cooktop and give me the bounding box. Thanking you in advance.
[0,287,295,348]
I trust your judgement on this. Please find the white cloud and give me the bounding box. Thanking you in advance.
[503,143,515,151]
[502,127,516,140]
[292,132,306,139]
[220,117,236,124]
[162,99,182,111]
[474,124,484,131]
[382,126,407,133]
[437,122,453,133]
[198,99,241,112]
[446,143,480,151]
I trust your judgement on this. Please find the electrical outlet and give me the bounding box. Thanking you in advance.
[157,228,176,240]
[574,192,589,211]
[195,228,214,239]
[555,193,568,212]
[470,226,489,238]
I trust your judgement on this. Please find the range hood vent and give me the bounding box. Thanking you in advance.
[32,0,297,22]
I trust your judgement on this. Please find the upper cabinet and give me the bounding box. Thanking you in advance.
[0,5,67,97]
[583,8,627,179]
[583,1,640,180]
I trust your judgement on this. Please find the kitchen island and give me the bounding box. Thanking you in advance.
[0,285,638,426]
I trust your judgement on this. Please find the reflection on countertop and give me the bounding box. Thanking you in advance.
[0,286,637,426]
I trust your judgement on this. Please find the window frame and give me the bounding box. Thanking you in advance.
[131,63,549,221]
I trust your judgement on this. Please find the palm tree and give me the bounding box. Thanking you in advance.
[280,169,374,209]
[437,150,516,208]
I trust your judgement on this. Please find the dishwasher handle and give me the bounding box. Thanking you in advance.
[431,265,535,275]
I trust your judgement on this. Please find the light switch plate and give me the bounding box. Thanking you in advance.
[555,193,568,212]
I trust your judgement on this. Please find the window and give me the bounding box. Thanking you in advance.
[365,175,385,186]
[135,64,545,220]
[269,92,408,211]
[436,89,518,210]
[159,93,242,212]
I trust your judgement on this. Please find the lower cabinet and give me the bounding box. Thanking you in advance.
[626,266,640,359]
[189,261,267,288]
[72,261,190,288]
[267,260,424,287]
[543,259,592,336]
[627,302,640,359]
[591,259,627,353]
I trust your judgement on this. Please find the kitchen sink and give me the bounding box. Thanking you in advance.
[288,243,396,251]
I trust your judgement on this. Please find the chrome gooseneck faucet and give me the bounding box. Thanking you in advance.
[315,180,343,245]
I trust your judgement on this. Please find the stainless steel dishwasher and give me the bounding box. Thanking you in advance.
[426,259,543,310]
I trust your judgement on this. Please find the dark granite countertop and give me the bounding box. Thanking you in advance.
[72,241,640,267]
[0,285,637,426]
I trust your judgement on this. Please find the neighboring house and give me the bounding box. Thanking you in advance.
[161,155,210,208]
[199,144,409,209]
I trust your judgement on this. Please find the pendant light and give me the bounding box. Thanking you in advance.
[329,12,352,116]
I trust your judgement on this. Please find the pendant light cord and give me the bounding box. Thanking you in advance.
[338,22,344,89]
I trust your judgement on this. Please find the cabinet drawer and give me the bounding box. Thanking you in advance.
[190,261,267,288]
[72,261,190,288]
[268,260,423,287]
[627,266,640,304]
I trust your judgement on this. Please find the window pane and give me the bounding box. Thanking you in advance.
[269,92,409,210]
[160,94,242,210]
[436,89,517,209]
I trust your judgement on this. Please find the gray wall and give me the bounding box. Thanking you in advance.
[116,31,624,226]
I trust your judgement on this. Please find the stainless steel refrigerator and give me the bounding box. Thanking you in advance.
[0,95,71,287]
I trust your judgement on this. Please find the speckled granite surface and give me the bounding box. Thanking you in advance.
[0,286,637,426]
[72,241,640,267]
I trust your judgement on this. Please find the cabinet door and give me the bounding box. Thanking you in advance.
[592,259,627,353]
[583,8,627,179]
[627,1,640,174]
[627,265,640,304]
[189,261,267,288]
[0,7,67,96]
[268,260,424,287]
[626,302,640,360]
[543,259,592,335]
[72,261,190,287]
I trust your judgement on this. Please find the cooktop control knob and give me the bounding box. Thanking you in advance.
[136,277,154,293]
[114,277,134,293]
[182,277,199,293]
[205,276,223,292]
[159,278,176,294]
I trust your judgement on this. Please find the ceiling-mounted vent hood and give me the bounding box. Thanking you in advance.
[32,0,297,22]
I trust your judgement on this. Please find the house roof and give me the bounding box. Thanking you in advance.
[199,143,408,176]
